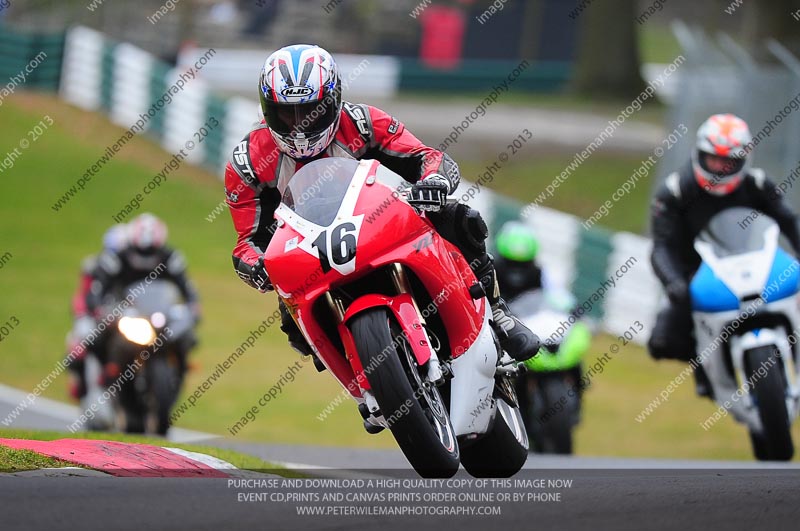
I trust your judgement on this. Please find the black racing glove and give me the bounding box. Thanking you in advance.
[407,174,450,212]
[239,257,273,293]
[665,279,689,304]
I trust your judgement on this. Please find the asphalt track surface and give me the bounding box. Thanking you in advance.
[367,98,666,161]
[3,469,800,531]
[2,385,800,531]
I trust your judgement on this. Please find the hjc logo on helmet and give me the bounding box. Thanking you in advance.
[281,86,314,98]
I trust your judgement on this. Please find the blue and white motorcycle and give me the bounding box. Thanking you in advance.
[691,207,800,461]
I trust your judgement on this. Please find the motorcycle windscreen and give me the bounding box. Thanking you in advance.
[122,280,184,315]
[697,207,775,258]
[282,158,360,227]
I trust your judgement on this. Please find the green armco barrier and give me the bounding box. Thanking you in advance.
[100,42,115,112]
[489,193,527,236]
[0,26,64,91]
[572,226,614,319]
[147,61,171,140]
[524,321,591,372]
[489,194,617,319]
[398,59,570,93]
[204,94,228,169]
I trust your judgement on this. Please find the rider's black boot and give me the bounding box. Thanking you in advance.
[279,299,327,371]
[473,256,541,362]
[694,362,712,399]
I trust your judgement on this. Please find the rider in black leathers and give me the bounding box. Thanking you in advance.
[648,114,800,396]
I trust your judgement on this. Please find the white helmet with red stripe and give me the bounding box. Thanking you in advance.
[259,44,342,160]
[128,213,167,254]
[692,113,753,195]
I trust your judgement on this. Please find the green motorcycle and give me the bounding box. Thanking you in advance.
[511,290,591,454]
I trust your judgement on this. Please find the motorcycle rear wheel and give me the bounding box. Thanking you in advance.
[459,396,529,478]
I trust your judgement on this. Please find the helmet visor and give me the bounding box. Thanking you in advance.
[699,152,745,177]
[263,98,339,137]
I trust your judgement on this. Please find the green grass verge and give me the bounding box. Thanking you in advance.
[0,428,288,473]
[0,92,371,448]
[0,445,74,472]
[459,154,653,234]
[578,335,800,461]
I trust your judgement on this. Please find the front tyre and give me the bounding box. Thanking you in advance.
[148,355,182,436]
[531,377,576,454]
[747,346,794,461]
[350,308,459,478]
[748,430,769,461]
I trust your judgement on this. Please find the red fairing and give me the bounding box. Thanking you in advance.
[337,293,434,392]
[264,160,484,399]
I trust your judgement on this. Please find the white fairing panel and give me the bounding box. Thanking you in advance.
[693,221,800,431]
[693,224,777,300]
[449,306,498,436]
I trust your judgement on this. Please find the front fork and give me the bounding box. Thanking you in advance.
[388,264,446,385]
[328,264,448,420]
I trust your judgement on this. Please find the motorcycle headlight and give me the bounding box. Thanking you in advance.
[118,316,156,346]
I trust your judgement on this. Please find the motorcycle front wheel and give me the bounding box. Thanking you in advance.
[530,376,576,455]
[147,355,182,436]
[350,308,459,478]
[747,346,794,461]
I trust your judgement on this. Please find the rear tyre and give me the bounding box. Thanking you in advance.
[459,397,529,478]
[747,346,794,461]
[350,308,459,478]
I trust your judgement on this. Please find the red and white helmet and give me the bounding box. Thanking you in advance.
[258,44,342,160]
[128,213,167,253]
[692,113,753,195]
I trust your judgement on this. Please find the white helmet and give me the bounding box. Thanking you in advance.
[258,44,342,160]
[692,113,753,195]
[102,224,130,253]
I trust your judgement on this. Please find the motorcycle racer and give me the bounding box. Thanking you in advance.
[82,214,200,383]
[494,220,545,301]
[66,224,130,400]
[224,44,540,363]
[88,214,200,316]
[648,113,800,396]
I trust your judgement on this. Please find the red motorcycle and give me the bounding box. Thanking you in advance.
[265,158,528,478]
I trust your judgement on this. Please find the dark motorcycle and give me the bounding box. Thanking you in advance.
[88,280,195,435]
[511,291,591,454]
